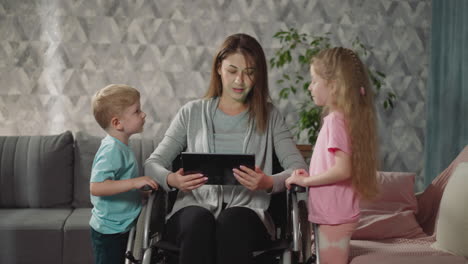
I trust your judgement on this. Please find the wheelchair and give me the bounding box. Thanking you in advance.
[125,154,319,264]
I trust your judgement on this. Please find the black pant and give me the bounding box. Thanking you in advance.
[165,206,272,264]
[90,228,129,264]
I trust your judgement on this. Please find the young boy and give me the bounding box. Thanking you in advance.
[89,84,158,264]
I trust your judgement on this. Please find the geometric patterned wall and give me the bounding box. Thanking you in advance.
[0,0,431,190]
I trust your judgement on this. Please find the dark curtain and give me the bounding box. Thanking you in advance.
[424,0,468,186]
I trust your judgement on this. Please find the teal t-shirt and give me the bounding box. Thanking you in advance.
[89,135,141,234]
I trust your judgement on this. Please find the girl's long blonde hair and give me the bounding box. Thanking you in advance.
[312,47,379,200]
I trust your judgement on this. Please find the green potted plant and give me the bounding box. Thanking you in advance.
[270,28,396,151]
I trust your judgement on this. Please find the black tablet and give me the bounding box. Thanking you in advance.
[181,152,255,185]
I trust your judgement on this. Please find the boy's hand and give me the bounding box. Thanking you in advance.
[167,168,207,192]
[90,176,158,197]
[285,169,309,189]
[133,176,159,190]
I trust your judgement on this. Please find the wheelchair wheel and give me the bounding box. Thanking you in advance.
[298,200,311,264]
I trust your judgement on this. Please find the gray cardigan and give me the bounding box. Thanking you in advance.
[144,97,307,237]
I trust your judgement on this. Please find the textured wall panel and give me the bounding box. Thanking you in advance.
[0,0,431,190]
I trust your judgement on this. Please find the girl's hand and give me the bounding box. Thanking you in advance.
[293,169,309,178]
[133,176,159,190]
[233,166,273,191]
[167,168,208,192]
[285,169,309,189]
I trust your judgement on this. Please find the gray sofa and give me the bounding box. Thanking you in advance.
[0,131,158,264]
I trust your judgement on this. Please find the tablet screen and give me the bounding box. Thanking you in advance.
[181,152,255,185]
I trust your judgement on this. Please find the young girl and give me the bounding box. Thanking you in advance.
[285,47,379,264]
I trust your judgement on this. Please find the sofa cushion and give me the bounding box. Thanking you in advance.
[73,132,101,208]
[0,131,74,208]
[0,208,72,264]
[63,208,94,264]
[432,162,468,257]
[350,254,467,264]
[73,131,159,208]
[349,233,467,263]
[352,171,425,240]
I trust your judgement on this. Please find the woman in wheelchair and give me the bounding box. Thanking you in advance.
[144,33,307,264]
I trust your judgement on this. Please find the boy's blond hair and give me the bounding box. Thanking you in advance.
[92,84,140,129]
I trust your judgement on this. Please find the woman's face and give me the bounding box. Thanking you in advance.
[217,52,255,103]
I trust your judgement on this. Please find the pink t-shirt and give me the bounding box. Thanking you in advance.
[308,111,360,224]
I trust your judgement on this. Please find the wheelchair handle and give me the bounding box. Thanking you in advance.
[291,184,306,193]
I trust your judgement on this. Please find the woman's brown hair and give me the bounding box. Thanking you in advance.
[204,33,271,133]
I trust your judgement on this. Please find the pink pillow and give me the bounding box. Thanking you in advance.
[352,171,425,240]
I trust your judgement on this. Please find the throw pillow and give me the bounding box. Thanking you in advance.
[0,131,74,208]
[432,162,468,257]
[72,131,101,208]
[72,131,159,208]
[352,171,425,240]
